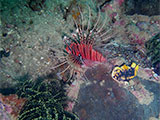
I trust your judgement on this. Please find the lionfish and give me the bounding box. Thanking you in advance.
[51,5,113,81]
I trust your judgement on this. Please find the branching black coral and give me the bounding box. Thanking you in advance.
[17,75,79,120]
[145,33,160,75]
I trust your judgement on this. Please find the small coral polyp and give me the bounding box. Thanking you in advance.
[52,5,112,81]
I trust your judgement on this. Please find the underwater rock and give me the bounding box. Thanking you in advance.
[0,48,10,61]
[73,64,159,120]
[0,94,26,120]
[130,83,154,105]
[17,77,79,120]
[28,0,46,11]
[145,33,160,76]
[124,0,160,16]
[0,104,12,120]
[136,21,149,31]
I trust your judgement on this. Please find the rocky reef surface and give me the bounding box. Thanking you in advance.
[73,64,160,120]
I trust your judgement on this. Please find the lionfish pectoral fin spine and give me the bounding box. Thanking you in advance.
[52,61,68,70]
[58,64,71,75]
[66,68,74,82]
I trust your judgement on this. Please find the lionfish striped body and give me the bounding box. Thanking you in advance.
[52,5,112,81]
[65,40,106,67]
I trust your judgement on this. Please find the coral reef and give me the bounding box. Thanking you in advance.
[16,76,79,120]
[0,0,160,119]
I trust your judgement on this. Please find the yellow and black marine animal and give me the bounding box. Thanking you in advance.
[111,62,139,83]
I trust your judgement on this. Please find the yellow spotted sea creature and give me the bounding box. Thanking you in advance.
[111,62,139,83]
